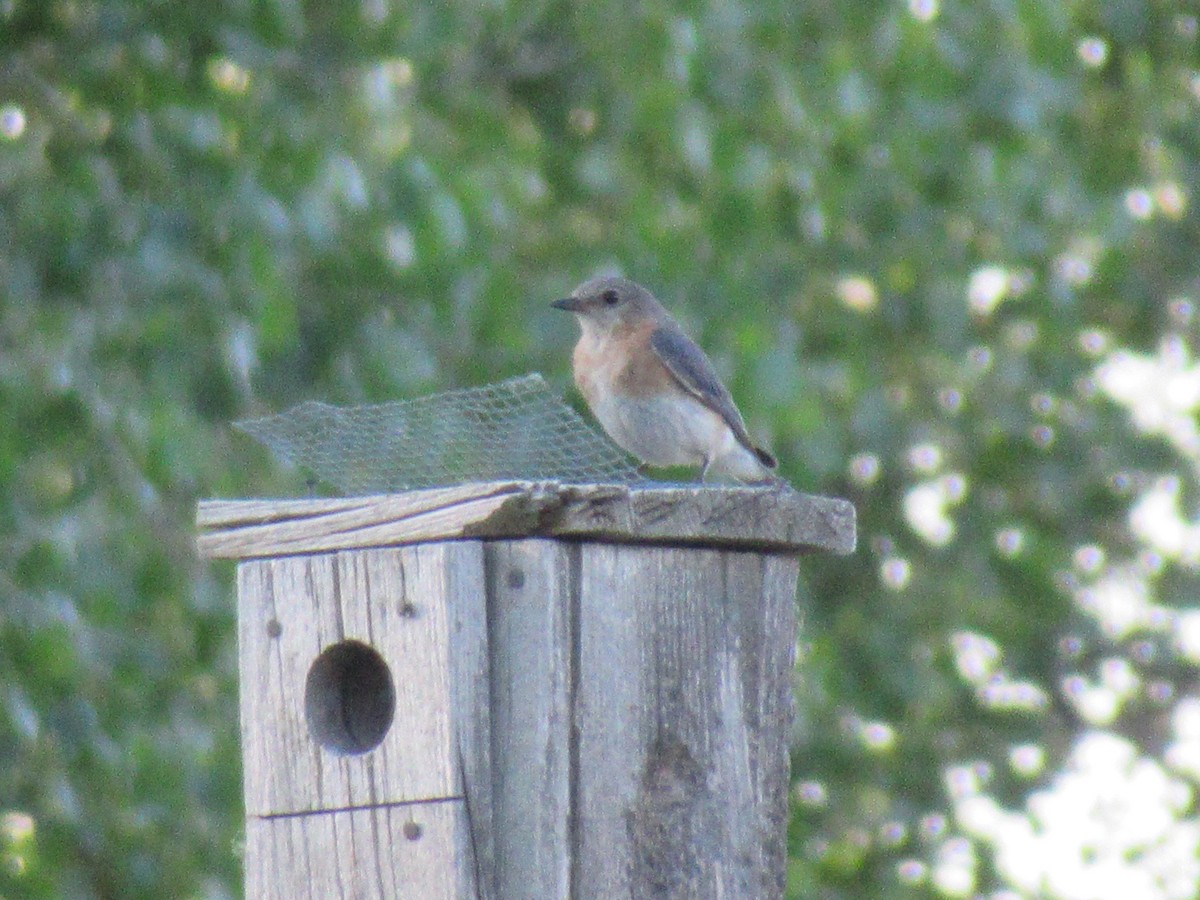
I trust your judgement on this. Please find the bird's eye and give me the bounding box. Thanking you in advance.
[602,289,620,306]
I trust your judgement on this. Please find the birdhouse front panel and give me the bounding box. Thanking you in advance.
[236,542,483,817]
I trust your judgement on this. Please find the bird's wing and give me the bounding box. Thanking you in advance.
[650,325,756,449]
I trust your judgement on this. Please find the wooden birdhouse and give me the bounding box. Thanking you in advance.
[196,481,855,898]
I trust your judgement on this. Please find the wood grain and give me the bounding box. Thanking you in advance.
[574,543,799,899]
[483,540,574,900]
[198,481,855,559]
[244,799,474,899]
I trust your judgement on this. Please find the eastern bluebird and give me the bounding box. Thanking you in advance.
[552,276,780,484]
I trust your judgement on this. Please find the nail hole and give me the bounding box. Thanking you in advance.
[403,821,422,841]
[506,569,525,590]
[266,619,282,638]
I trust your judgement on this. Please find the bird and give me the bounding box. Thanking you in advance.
[552,276,780,484]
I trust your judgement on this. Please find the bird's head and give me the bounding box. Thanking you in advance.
[551,276,665,337]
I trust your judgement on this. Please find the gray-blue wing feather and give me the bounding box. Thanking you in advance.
[650,326,755,446]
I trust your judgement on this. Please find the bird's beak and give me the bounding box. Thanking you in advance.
[551,297,583,312]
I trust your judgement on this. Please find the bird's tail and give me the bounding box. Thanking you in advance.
[711,441,784,486]
[753,446,778,469]
[733,443,785,487]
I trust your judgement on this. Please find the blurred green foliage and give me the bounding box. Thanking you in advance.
[2,0,1199,897]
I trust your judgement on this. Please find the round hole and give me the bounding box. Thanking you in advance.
[304,640,395,755]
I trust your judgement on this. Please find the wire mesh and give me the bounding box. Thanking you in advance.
[234,373,643,495]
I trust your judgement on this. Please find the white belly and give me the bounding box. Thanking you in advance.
[590,391,737,468]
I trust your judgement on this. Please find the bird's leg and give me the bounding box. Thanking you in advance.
[700,455,712,483]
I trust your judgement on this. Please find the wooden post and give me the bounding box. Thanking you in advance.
[196,481,855,899]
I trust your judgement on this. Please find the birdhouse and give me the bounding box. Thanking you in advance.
[196,481,855,898]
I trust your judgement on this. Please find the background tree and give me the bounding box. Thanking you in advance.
[2,1,1199,897]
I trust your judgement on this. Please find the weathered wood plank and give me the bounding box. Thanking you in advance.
[483,540,574,900]
[196,482,525,528]
[574,544,799,899]
[553,484,853,555]
[244,800,472,899]
[445,540,495,900]
[201,489,523,558]
[198,481,856,558]
[238,545,464,816]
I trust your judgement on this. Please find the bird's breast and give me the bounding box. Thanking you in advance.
[572,334,611,405]
[571,336,727,466]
